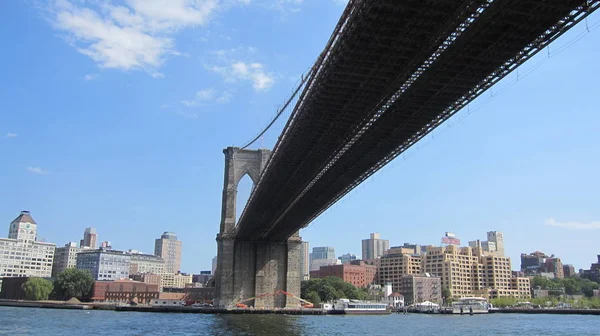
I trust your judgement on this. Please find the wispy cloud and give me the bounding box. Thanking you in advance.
[208,62,274,91]
[180,88,233,107]
[45,0,222,75]
[173,110,199,119]
[84,73,98,81]
[26,167,48,175]
[5,133,17,138]
[544,218,600,230]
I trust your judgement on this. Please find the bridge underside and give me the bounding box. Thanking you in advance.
[234,0,599,242]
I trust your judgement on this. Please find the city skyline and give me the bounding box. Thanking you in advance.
[1,2,600,273]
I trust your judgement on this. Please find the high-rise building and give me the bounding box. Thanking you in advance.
[487,231,504,256]
[423,245,529,299]
[338,253,357,264]
[52,242,91,277]
[563,264,576,278]
[79,227,97,249]
[154,232,182,274]
[127,251,165,275]
[76,249,131,280]
[0,211,55,283]
[377,252,422,292]
[361,233,389,261]
[300,241,310,280]
[309,246,337,271]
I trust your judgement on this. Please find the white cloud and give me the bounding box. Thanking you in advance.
[47,0,220,74]
[180,100,197,107]
[196,88,217,101]
[544,218,600,230]
[26,167,48,175]
[160,104,170,109]
[216,91,233,103]
[208,61,274,91]
[84,74,97,81]
[5,133,17,138]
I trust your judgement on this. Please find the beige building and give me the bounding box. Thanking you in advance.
[154,232,182,274]
[377,252,422,292]
[52,242,91,277]
[423,245,530,299]
[161,272,192,289]
[362,233,389,261]
[128,251,165,275]
[0,211,55,284]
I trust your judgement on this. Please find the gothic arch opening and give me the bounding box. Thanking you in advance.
[235,174,254,224]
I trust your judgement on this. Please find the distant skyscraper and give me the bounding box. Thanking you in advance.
[309,246,336,272]
[487,231,505,257]
[300,241,310,280]
[338,253,357,264]
[79,227,97,249]
[362,233,389,261]
[154,232,182,274]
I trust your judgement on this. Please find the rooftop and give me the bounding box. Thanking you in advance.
[11,210,37,225]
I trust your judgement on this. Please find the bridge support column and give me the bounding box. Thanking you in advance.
[215,232,302,308]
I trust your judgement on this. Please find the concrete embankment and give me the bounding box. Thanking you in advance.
[0,299,93,310]
[491,308,600,315]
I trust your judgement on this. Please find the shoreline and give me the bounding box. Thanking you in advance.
[2,300,600,316]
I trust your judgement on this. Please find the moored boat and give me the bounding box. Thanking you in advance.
[451,297,490,314]
[332,299,391,315]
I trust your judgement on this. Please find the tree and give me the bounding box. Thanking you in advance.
[306,291,321,304]
[22,278,53,301]
[301,277,367,303]
[53,268,94,300]
[442,287,452,303]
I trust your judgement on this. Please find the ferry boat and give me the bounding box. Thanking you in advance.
[333,299,391,315]
[451,297,490,314]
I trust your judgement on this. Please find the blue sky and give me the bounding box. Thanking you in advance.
[1,1,599,273]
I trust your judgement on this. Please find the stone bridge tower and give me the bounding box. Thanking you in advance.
[214,147,302,308]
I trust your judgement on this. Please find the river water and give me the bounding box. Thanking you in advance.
[0,306,597,335]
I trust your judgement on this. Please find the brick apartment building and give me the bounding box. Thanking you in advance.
[91,279,159,304]
[310,260,376,288]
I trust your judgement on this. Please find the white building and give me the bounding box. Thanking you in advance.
[52,242,91,277]
[0,211,55,287]
[76,249,131,280]
[487,231,505,257]
[309,258,340,272]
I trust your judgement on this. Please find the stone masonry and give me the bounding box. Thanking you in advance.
[215,147,302,308]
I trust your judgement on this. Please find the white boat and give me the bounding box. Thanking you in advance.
[333,299,390,315]
[451,297,490,314]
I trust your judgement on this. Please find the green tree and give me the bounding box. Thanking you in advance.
[21,278,53,301]
[53,268,94,300]
[301,277,367,303]
[442,287,452,302]
[306,291,321,304]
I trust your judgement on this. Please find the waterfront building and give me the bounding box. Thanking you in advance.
[361,233,389,261]
[90,279,159,303]
[52,242,91,277]
[300,241,310,280]
[310,260,377,288]
[377,252,422,292]
[338,253,357,264]
[161,272,193,289]
[154,232,182,274]
[192,271,213,287]
[76,249,131,280]
[79,227,97,249]
[424,245,530,299]
[0,211,55,287]
[400,274,442,305]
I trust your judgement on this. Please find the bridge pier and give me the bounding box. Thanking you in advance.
[214,147,302,308]
[215,233,302,308]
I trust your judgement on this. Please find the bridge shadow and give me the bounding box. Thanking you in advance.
[211,314,303,336]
